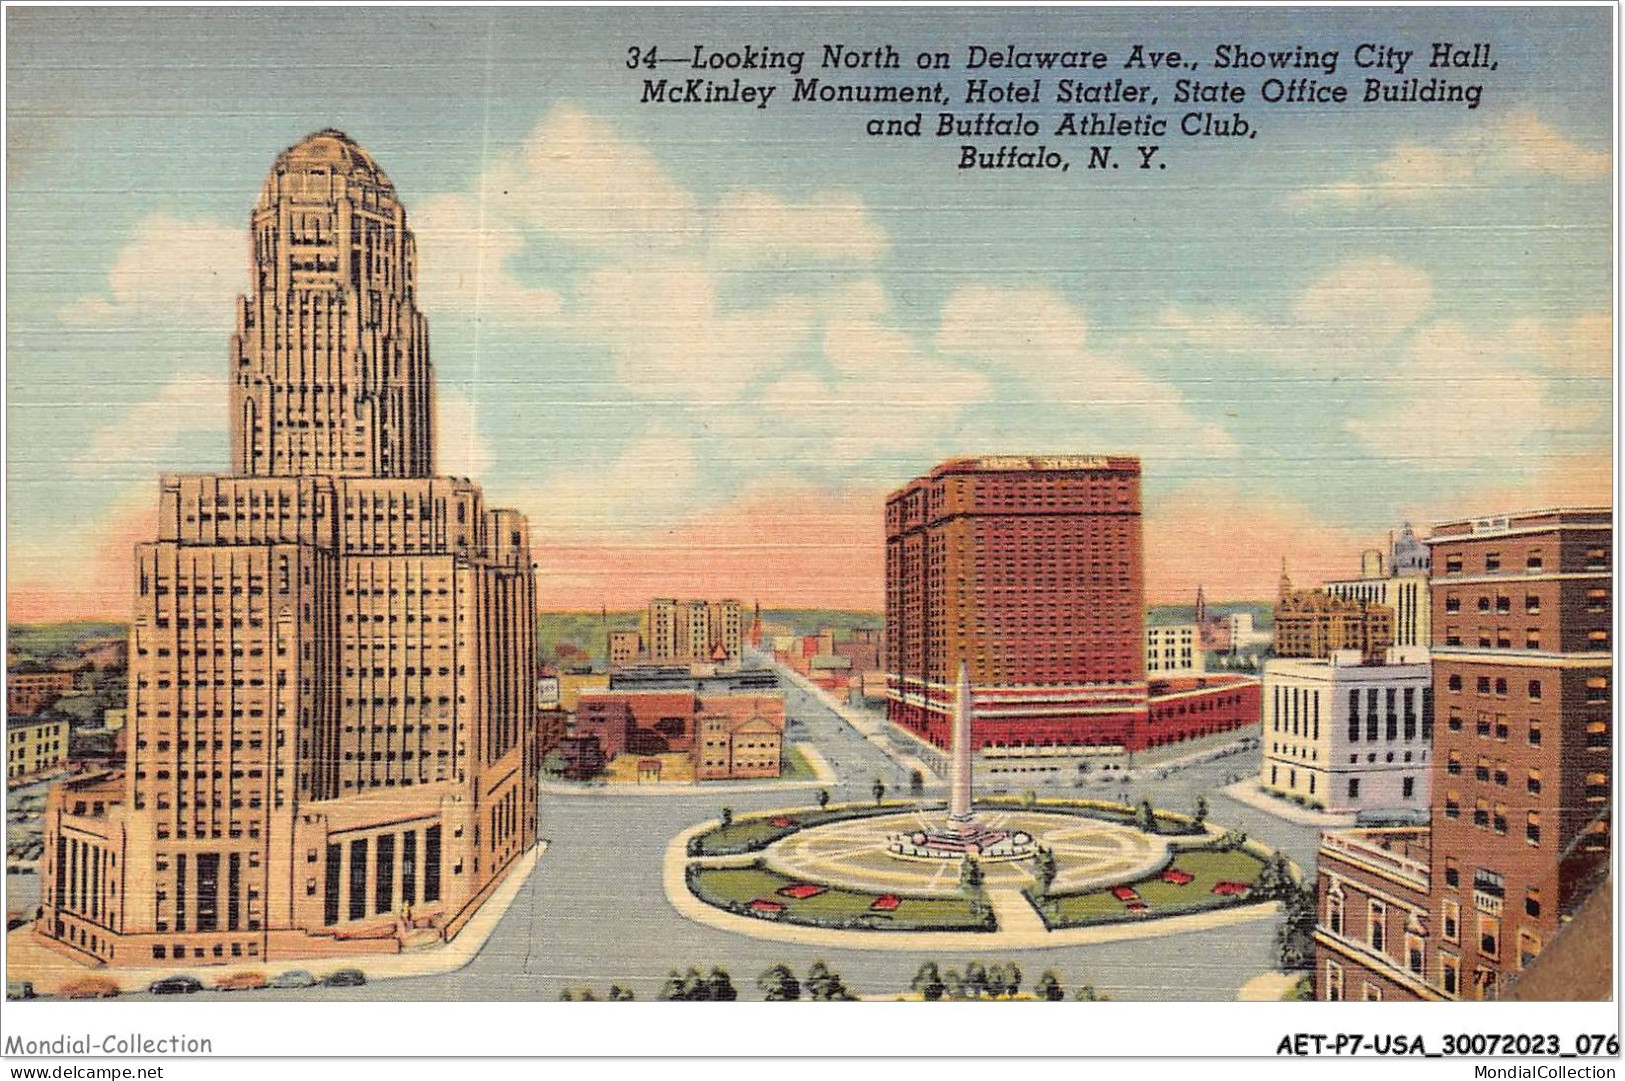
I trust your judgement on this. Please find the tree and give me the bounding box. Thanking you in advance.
[962,960,988,1000]
[1003,961,1022,999]
[708,967,738,1002]
[1253,852,1295,901]
[608,984,636,1001]
[911,962,946,1002]
[680,967,709,1001]
[757,963,801,1001]
[1276,882,1317,972]
[1075,984,1110,1001]
[817,788,830,810]
[1023,789,1038,808]
[1036,969,1065,1001]
[1193,794,1209,828]
[986,963,1008,1000]
[1033,846,1058,896]
[541,750,569,777]
[805,960,854,1001]
[942,968,965,1000]
[719,806,734,827]
[959,856,984,893]
[872,777,886,805]
[658,969,686,1001]
[909,770,924,796]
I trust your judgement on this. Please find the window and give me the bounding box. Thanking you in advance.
[1473,797,1489,828]
[1525,889,1541,918]
[1369,901,1386,952]
[1327,890,1343,935]
[1479,913,1500,959]
[1492,802,1507,834]
[1447,751,1462,775]
[1525,812,1541,846]
[1407,932,1425,976]
[1441,954,1459,997]
[1475,756,1490,782]
[1519,931,1542,971]
[1445,555,1463,574]
[1527,768,1542,795]
[1585,772,1608,801]
[1347,778,1360,799]
[1448,675,1463,692]
[1528,720,1542,747]
[1525,594,1542,614]
[1527,679,1542,701]
[1445,594,1461,613]
[1586,588,1609,614]
[1587,719,1609,749]
[1444,858,1459,887]
[1587,629,1609,650]
[1485,552,1501,572]
[1585,548,1608,571]
[1442,899,1460,943]
[1586,676,1609,705]
[1325,961,1344,1002]
[1526,629,1541,650]
[1364,983,1383,1002]
[1526,552,1543,571]
[1444,790,1460,819]
[1402,776,1415,799]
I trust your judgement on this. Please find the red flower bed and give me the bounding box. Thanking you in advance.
[749,899,786,913]
[870,894,900,912]
[1126,901,1149,912]
[770,816,796,827]
[1210,881,1251,896]
[1160,868,1195,885]
[777,883,826,900]
[1111,886,1139,901]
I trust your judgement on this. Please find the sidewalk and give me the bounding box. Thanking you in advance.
[6,843,545,994]
[1220,778,1357,828]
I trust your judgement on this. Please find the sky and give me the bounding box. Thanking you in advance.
[4,6,1614,620]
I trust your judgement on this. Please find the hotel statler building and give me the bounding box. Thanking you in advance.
[37,131,538,966]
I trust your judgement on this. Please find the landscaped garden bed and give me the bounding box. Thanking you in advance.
[1028,845,1269,929]
[685,802,916,857]
[686,862,991,932]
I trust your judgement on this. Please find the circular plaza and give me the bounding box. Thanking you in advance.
[668,800,1287,950]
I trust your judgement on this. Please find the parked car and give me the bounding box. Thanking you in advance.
[61,975,119,999]
[149,974,203,995]
[213,971,267,992]
[321,968,366,987]
[266,969,317,989]
[7,980,36,1000]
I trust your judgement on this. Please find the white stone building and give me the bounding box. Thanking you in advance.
[1261,647,1433,814]
[1145,624,1203,676]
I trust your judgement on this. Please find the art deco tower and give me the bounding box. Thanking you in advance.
[39,131,538,966]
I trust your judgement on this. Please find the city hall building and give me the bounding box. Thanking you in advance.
[37,131,537,967]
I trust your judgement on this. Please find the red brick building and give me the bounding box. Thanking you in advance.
[7,668,76,717]
[1314,507,1612,1001]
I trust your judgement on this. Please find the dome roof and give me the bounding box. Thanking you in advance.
[271,128,392,188]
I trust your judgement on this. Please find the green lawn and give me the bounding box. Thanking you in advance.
[689,864,987,932]
[687,802,911,856]
[780,744,818,780]
[1036,847,1267,929]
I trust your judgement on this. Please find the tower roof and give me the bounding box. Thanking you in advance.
[269,129,392,189]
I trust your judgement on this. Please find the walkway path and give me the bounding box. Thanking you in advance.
[988,889,1048,937]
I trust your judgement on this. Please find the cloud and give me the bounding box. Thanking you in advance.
[485,106,702,254]
[515,429,705,542]
[1290,257,1434,342]
[576,258,817,402]
[1287,109,1609,208]
[709,189,888,266]
[58,214,242,327]
[66,371,228,481]
[435,385,495,477]
[936,284,1236,455]
[413,194,563,324]
[1342,320,1605,465]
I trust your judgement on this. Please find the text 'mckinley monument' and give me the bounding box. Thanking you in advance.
[37,130,539,965]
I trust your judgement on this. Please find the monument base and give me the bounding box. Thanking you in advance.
[888,819,1035,862]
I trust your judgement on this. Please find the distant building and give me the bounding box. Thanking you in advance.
[1260,648,1433,814]
[1146,624,1203,676]
[7,668,76,717]
[7,716,67,783]
[536,674,561,710]
[647,598,742,664]
[608,630,643,668]
[74,636,128,672]
[1275,562,1395,663]
[1142,675,1262,750]
[1325,524,1433,648]
[693,696,786,780]
[1194,586,1232,652]
[101,709,127,732]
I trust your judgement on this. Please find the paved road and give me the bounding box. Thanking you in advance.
[152,674,1315,1004]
